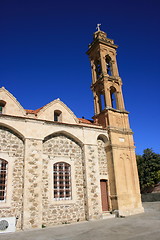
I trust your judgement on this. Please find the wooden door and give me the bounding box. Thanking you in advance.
[100,180,109,211]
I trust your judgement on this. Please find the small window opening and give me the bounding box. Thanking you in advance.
[110,87,117,109]
[54,110,62,122]
[0,106,3,114]
[100,94,106,111]
[106,55,112,76]
[0,100,6,114]
[95,60,101,79]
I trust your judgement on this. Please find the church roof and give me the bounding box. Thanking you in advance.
[26,109,95,125]
[0,87,98,126]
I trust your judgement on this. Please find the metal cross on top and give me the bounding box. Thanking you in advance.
[96,23,101,31]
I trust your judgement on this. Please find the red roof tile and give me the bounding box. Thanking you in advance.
[25,107,43,114]
[78,118,94,124]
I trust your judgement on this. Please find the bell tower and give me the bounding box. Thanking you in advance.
[87,25,143,215]
[87,26,126,125]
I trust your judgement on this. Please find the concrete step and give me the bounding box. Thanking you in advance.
[102,212,115,219]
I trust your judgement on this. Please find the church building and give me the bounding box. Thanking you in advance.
[0,27,143,232]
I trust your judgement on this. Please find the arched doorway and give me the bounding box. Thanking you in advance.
[100,179,109,211]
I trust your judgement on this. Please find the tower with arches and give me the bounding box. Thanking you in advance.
[87,27,143,214]
[87,29,125,119]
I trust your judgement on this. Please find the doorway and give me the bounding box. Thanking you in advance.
[100,180,109,211]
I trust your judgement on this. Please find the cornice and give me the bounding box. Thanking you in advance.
[0,114,104,131]
[87,38,118,55]
[105,144,135,151]
[107,126,133,135]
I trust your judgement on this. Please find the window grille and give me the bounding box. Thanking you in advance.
[53,162,71,200]
[0,159,8,201]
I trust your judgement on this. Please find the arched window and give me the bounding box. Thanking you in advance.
[0,100,6,114]
[53,162,71,200]
[0,159,8,201]
[110,87,117,109]
[54,110,62,122]
[106,55,112,76]
[100,94,106,111]
[95,60,101,79]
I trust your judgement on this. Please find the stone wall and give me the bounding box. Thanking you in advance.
[22,139,43,230]
[0,126,24,230]
[84,144,102,220]
[97,139,108,176]
[141,193,160,202]
[42,134,86,226]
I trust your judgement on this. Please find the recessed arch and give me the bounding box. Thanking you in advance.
[0,123,25,142]
[43,131,83,148]
[97,134,109,144]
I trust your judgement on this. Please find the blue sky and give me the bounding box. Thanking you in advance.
[0,0,160,155]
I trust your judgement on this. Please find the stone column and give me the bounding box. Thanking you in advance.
[104,81,112,108]
[83,144,102,220]
[93,93,99,115]
[100,53,107,75]
[111,57,119,76]
[22,138,43,230]
[117,86,125,110]
[91,60,97,84]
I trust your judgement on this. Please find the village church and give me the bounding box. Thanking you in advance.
[0,27,143,233]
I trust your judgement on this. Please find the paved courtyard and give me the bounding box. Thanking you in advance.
[1,202,160,240]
